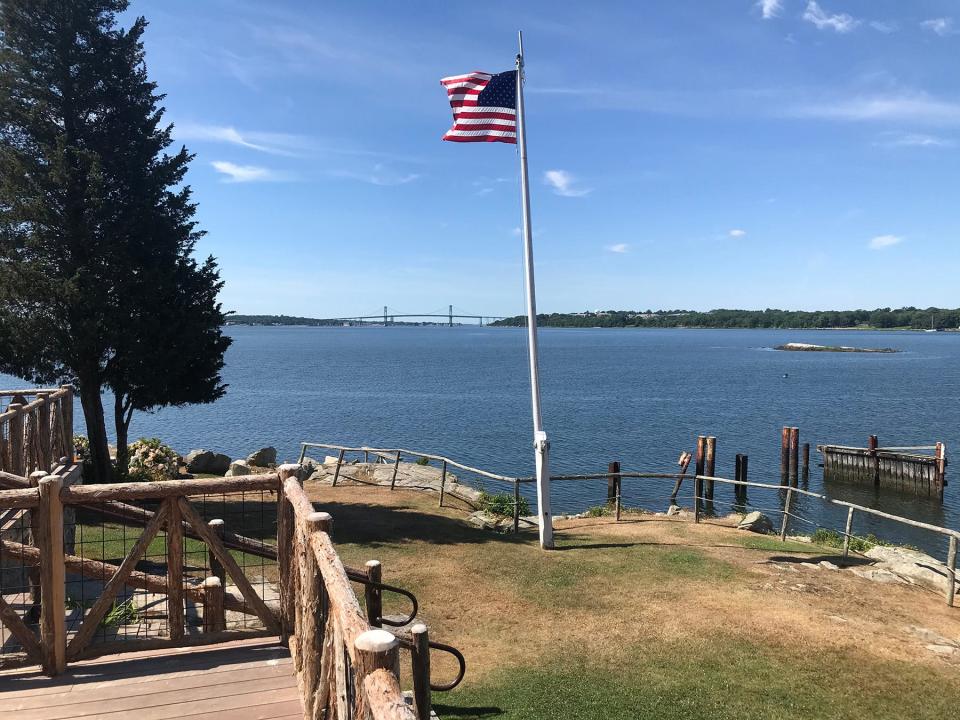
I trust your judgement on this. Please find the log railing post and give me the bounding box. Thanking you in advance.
[439,460,447,508]
[278,465,301,640]
[208,519,226,586]
[354,629,401,719]
[332,449,345,487]
[60,386,74,463]
[513,482,521,534]
[37,393,52,472]
[946,536,957,608]
[303,511,332,714]
[390,452,401,490]
[166,497,184,642]
[842,507,855,560]
[38,475,66,674]
[364,560,383,627]
[9,404,24,476]
[780,486,794,541]
[411,623,431,720]
[202,577,226,632]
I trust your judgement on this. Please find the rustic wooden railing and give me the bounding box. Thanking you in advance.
[0,387,74,476]
[0,463,453,719]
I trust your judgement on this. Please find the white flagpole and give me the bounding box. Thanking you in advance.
[515,30,554,550]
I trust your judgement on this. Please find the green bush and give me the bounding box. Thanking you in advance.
[128,437,179,482]
[416,456,430,466]
[585,505,611,517]
[102,598,139,627]
[479,490,530,517]
[810,528,893,554]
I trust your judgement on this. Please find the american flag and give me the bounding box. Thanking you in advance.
[440,70,517,144]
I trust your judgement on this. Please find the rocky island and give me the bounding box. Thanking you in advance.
[775,342,899,353]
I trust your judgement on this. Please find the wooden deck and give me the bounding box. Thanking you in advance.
[0,638,301,720]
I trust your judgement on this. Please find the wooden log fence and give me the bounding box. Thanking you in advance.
[0,463,458,718]
[0,387,74,477]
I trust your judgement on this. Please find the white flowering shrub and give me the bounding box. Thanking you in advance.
[128,438,179,482]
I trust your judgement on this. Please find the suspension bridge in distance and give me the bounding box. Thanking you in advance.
[323,305,507,327]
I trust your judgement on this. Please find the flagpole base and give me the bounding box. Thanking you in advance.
[534,430,554,549]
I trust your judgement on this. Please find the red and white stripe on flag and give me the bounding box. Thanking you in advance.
[440,71,517,144]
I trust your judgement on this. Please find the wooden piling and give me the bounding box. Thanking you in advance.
[868,435,880,486]
[704,437,716,502]
[410,623,432,720]
[734,454,748,505]
[780,426,790,483]
[789,427,800,484]
[802,443,810,474]
[694,436,706,523]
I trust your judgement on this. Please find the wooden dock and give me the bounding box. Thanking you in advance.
[0,638,301,720]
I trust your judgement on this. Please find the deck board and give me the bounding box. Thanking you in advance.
[0,638,301,720]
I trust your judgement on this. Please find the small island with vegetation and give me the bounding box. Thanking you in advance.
[775,342,899,353]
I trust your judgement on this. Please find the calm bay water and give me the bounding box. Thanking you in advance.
[5,326,959,553]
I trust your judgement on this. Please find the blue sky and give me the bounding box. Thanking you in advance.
[135,0,959,317]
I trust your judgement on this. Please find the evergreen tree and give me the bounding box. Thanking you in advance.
[0,1,230,480]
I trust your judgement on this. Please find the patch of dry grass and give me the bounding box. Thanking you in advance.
[306,483,960,719]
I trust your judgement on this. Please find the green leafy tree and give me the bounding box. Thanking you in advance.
[0,1,230,481]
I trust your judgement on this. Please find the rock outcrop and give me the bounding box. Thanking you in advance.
[737,511,774,534]
[246,447,277,467]
[184,449,231,475]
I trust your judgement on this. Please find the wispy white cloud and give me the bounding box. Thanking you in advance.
[921,17,955,36]
[606,243,630,254]
[544,169,592,197]
[757,0,783,20]
[869,20,899,34]
[728,229,748,238]
[875,132,955,148]
[788,92,960,125]
[333,164,421,186]
[176,123,307,156]
[211,161,284,183]
[868,234,903,250]
[802,1,860,33]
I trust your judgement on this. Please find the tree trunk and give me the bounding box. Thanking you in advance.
[114,393,131,479]
[78,374,112,483]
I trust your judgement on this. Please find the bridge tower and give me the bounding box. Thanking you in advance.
[383,306,387,326]
[449,304,453,328]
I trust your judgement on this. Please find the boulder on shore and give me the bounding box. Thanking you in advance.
[246,447,277,467]
[226,459,252,477]
[184,449,231,475]
[737,511,774,534]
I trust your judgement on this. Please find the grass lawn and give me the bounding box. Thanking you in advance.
[311,483,960,720]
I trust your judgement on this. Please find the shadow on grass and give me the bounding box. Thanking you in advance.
[313,500,526,548]
[768,554,873,567]
[432,704,504,718]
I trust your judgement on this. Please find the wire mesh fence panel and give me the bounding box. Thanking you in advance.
[192,488,279,633]
[0,507,39,665]
[66,501,171,651]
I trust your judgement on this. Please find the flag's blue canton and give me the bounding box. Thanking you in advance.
[477,71,516,109]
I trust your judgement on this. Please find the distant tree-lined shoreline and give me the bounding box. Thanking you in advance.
[229,308,960,330]
[491,308,960,330]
